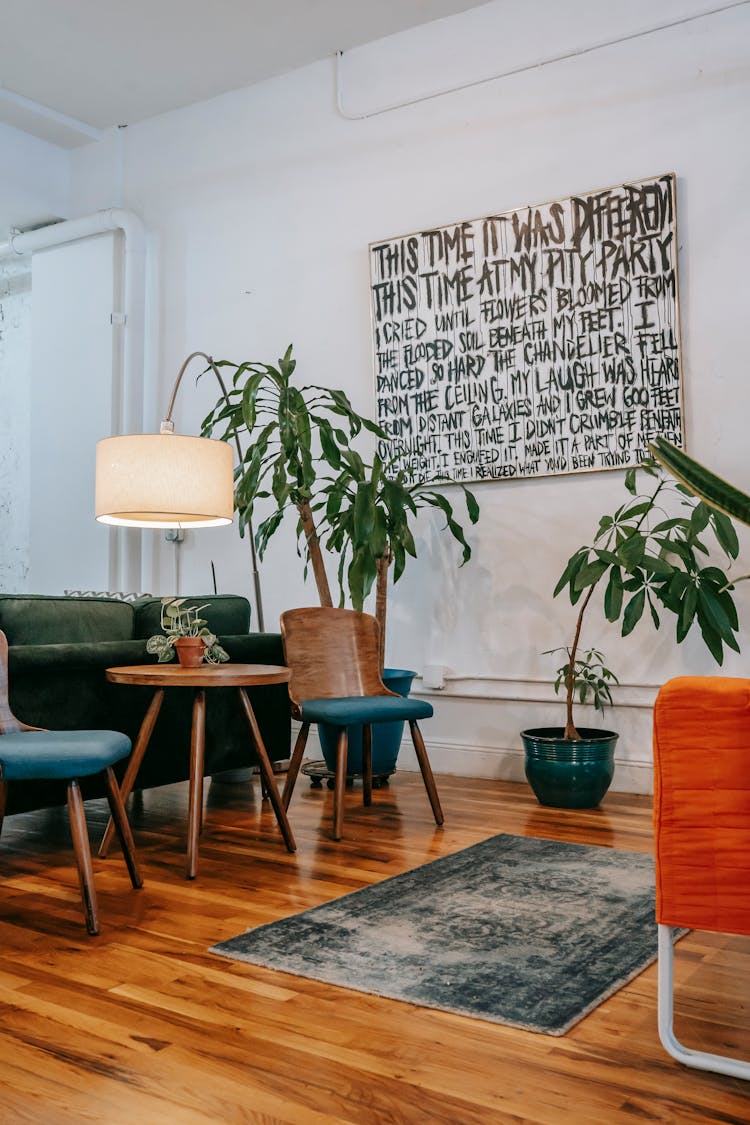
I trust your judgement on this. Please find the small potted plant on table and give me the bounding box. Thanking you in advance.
[522,457,742,808]
[146,598,230,667]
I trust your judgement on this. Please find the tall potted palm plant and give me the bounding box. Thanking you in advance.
[200,345,384,606]
[201,345,479,776]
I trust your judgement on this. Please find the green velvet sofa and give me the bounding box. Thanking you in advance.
[0,593,291,815]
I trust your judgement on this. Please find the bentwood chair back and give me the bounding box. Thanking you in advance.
[279,607,443,840]
[0,629,142,935]
[281,605,389,707]
[653,676,750,1080]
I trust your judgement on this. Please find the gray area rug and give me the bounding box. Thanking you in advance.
[211,834,660,1035]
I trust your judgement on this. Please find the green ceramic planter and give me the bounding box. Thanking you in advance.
[521,727,618,809]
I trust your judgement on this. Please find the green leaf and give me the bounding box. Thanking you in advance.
[690,502,710,533]
[347,548,377,611]
[710,510,740,559]
[573,559,608,591]
[677,584,698,642]
[647,592,660,629]
[619,500,653,522]
[650,438,750,528]
[618,533,646,569]
[353,482,375,545]
[621,589,645,636]
[603,567,623,622]
[698,621,724,665]
[651,517,688,533]
[463,486,480,524]
[240,371,265,430]
[697,587,736,644]
[317,419,342,470]
[553,550,587,598]
[640,554,674,577]
[391,538,407,582]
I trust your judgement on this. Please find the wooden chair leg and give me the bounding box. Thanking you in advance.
[0,777,7,840]
[67,779,100,935]
[99,687,164,858]
[333,728,348,841]
[282,722,309,811]
[104,768,143,890]
[409,720,444,826]
[362,724,373,807]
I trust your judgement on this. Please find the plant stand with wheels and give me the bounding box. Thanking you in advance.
[301,759,393,790]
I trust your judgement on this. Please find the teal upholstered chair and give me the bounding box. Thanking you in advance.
[279,607,444,840]
[0,630,142,934]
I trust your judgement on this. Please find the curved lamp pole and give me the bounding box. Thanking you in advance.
[162,351,265,632]
[95,350,265,632]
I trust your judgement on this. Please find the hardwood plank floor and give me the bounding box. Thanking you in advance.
[0,769,747,1124]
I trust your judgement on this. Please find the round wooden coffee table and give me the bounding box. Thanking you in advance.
[99,663,292,879]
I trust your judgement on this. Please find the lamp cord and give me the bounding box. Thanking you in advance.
[162,350,265,632]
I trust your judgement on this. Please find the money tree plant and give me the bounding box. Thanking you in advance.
[552,457,741,740]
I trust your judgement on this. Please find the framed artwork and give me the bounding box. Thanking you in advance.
[370,173,682,485]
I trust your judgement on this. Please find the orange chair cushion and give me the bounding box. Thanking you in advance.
[653,677,750,935]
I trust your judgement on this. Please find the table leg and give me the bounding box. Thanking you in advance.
[187,688,206,880]
[237,688,296,853]
[99,688,164,858]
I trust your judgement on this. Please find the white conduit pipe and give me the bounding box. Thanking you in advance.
[0,209,147,591]
[0,208,143,260]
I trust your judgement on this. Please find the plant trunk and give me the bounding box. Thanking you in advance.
[375,550,392,676]
[296,499,332,607]
[564,584,595,741]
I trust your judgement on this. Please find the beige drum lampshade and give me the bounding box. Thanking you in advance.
[95,433,234,528]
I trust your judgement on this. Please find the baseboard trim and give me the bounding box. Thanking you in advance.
[297,726,654,795]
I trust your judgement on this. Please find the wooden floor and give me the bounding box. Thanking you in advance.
[0,769,748,1124]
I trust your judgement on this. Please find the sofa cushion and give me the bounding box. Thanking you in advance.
[0,594,135,645]
[133,594,252,639]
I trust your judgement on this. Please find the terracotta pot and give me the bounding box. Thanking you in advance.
[174,637,206,667]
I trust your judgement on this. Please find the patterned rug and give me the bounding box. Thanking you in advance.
[211,834,661,1035]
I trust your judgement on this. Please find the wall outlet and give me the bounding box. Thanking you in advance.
[422,664,445,690]
[164,528,184,542]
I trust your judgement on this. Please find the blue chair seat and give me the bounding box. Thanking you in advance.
[300,695,433,727]
[0,730,131,781]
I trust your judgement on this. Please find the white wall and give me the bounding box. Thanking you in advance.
[0,123,70,593]
[28,235,117,593]
[0,259,32,591]
[65,0,750,789]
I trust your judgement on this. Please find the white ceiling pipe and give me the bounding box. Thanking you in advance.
[0,207,144,259]
[0,208,148,593]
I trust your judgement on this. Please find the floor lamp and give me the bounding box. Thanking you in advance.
[95,350,265,631]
